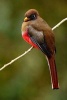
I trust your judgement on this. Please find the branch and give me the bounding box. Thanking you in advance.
[0,18,67,71]
[0,46,33,71]
[52,18,67,30]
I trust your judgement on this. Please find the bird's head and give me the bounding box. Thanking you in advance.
[24,9,39,22]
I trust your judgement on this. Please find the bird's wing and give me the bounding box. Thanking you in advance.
[28,26,52,57]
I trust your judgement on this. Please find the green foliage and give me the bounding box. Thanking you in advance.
[0,0,67,100]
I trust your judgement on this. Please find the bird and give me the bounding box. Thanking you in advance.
[21,9,59,89]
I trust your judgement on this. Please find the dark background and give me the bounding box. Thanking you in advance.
[0,0,67,100]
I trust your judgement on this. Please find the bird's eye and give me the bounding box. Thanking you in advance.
[29,14,36,20]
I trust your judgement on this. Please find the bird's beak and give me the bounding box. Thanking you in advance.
[24,17,30,22]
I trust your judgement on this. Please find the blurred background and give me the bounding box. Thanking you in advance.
[0,0,67,100]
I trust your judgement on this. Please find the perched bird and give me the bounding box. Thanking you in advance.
[21,9,59,89]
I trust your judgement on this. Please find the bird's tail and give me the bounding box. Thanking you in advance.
[47,56,59,89]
